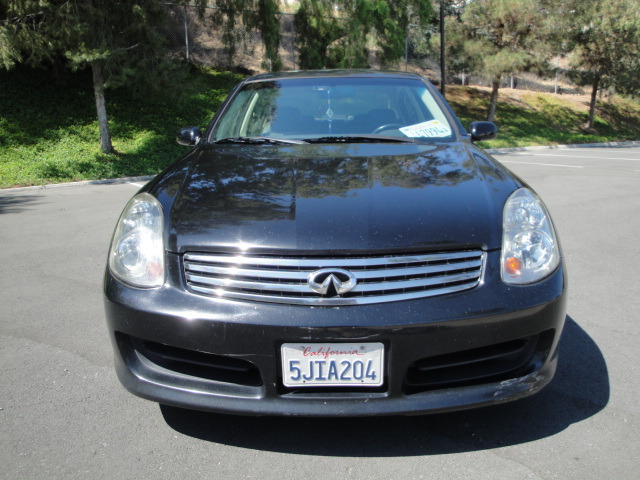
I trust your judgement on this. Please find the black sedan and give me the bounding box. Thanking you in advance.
[104,70,566,416]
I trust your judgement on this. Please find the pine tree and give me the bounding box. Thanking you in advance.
[204,0,282,71]
[293,0,433,70]
[460,0,552,122]
[565,0,640,129]
[294,0,346,69]
[1,0,173,153]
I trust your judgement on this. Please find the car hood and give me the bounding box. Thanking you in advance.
[152,143,519,253]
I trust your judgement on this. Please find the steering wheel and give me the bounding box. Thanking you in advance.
[371,123,404,134]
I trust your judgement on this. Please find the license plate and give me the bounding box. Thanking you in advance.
[281,343,384,387]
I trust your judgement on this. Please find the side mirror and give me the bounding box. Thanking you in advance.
[177,127,202,146]
[468,121,498,142]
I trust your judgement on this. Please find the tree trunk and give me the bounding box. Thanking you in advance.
[439,0,445,97]
[586,73,600,130]
[91,61,114,154]
[487,76,500,122]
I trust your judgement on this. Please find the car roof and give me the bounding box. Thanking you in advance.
[244,69,424,83]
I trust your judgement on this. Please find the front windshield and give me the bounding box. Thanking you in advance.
[211,76,456,143]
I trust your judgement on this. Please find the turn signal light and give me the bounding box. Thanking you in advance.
[504,256,522,277]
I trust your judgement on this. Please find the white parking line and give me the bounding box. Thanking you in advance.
[501,160,584,168]
[555,147,640,154]
[129,182,145,188]
[514,153,640,162]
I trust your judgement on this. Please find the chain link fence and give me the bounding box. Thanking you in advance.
[447,71,584,95]
[165,3,297,72]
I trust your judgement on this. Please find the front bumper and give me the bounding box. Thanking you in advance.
[104,251,567,416]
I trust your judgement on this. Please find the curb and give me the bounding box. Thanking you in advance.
[2,175,155,193]
[485,140,640,154]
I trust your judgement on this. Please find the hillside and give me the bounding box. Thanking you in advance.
[448,86,640,148]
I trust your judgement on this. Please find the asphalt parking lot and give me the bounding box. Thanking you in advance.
[1,145,639,479]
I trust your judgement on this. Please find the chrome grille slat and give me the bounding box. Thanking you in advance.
[184,250,485,306]
[186,274,311,293]
[350,271,480,293]
[350,259,483,279]
[184,251,479,268]
[185,264,310,280]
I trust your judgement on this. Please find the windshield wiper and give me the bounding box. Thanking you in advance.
[303,135,416,144]
[214,136,308,145]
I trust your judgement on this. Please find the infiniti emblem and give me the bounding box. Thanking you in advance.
[307,268,358,296]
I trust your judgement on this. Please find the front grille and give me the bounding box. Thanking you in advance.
[403,331,554,394]
[183,250,485,305]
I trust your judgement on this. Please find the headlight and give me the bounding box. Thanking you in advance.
[501,188,560,284]
[108,193,165,288]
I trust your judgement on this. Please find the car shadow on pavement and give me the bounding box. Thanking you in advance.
[160,315,609,456]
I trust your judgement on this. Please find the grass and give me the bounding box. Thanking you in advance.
[1,69,639,188]
[0,65,244,188]
[447,86,640,149]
